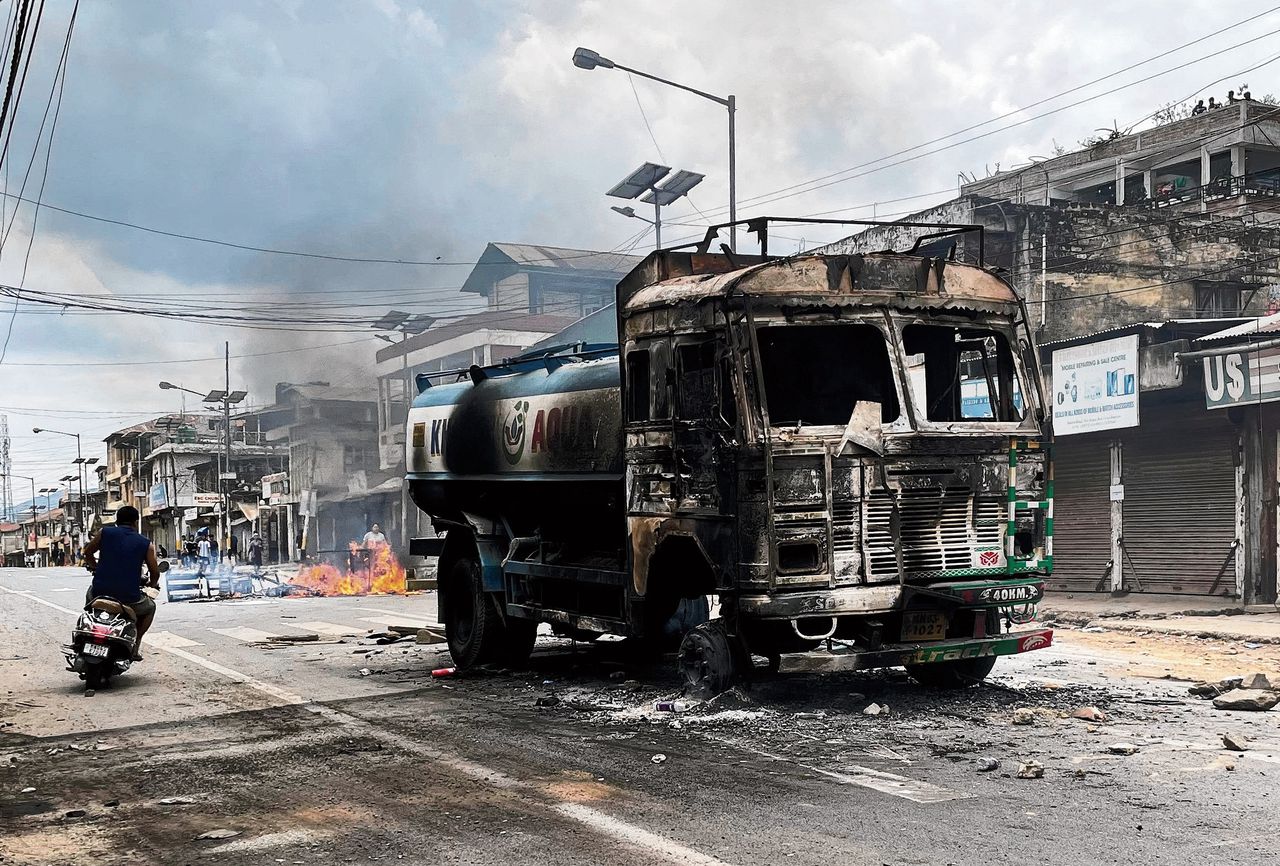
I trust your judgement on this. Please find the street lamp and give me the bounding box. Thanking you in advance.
[159,343,248,559]
[573,46,737,251]
[606,163,704,250]
[32,426,85,537]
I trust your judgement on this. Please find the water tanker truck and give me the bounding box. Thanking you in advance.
[407,218,1054,695]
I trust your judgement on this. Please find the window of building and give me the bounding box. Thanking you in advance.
[343,444,376,472]
[1123,173,1147,203]
[902,324,1024,423]
[1195,282,1245,317]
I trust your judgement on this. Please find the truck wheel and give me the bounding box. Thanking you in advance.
[678,620,736,699]
[905,656,997,688]
[443,554,503,670]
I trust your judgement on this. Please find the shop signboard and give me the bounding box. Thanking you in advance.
[1204,345,1280,409]
[1051,335,1140,436]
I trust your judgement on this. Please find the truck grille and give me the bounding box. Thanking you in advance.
[864,487,1006,582]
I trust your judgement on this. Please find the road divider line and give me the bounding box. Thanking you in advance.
[0,583,735,865]
[147,630,203,649]
[211,626,281,643]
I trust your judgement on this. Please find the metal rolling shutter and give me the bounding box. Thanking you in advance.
[1121,412,1237,596]
[1048,435,1113,593]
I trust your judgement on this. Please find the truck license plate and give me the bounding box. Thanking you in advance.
[83,642,110,658]
[901,611,947,642]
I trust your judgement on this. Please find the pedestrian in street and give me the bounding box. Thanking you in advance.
[248,532,264,573]
[196,535,211,577]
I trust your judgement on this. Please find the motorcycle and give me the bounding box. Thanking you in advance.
[63,561,168,690]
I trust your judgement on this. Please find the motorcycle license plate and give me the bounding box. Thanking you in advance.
[901,611,948,642]
[83,643,110,658]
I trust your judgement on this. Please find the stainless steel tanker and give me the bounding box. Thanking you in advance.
[407,218,1055,695]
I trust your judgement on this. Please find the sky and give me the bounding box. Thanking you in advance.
[3,0,1279,501]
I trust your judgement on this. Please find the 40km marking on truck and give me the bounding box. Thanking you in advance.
[978,585,1039,603]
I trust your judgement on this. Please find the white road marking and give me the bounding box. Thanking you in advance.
[296,620,365,637]
[211,626,281,643]
[48,587,76,593]
[0,582,737,865]
[147,631,202,649]
[357,615,440,629]
[704,735,967,804]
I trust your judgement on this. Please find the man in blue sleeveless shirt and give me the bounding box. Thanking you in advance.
[82,505,161,660]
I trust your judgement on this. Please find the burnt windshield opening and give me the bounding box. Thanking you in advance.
[902,324,1024,422]
[756,324,900,426]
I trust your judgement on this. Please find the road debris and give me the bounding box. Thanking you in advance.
[159,796,198,806]
[654,700,694,713]
[1190,677,1245,698]
[416,628,446,645]
[1106,743,1140,755]
[1012,707,1036,725]
[1221,732,1249,752]
[862,703,885,716]
[358,668,372,677]
[535,696,560,707]
[1016,761,1044,779]
[266,633,319,643]
[651,754,667,765]
[976,758,999,772]
[1241,672,1273,690]
[63,809,86,819]
[1212,689,1280,711]
[431,667,457,678]
[196,829,242,841]
[1070,706,1108,722]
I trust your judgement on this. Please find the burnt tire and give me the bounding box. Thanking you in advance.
[442,551,536,671]
[905,656,997,688]
[443,554,503,670]
[678,619,737,699]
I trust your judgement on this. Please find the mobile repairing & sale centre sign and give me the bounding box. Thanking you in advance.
[1051,334,1140,436]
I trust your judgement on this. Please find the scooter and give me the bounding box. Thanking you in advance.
[63,561,168,690]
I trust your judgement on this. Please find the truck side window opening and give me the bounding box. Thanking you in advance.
[676,342,717,418]
[755,324,900,426]
[902,324,1024,422]
[626,350,651,421]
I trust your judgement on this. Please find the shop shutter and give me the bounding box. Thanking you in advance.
[1120,409,1237,596]
[1048,434,1113,593]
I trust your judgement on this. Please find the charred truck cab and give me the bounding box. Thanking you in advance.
[407,219,1053,696]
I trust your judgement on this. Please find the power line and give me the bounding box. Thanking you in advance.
[672,20,1280,222]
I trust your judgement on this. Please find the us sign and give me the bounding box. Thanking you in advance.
[1204,346,1280,408]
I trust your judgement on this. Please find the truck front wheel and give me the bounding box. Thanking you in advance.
[905,656,997,688]
[443,553,535,670]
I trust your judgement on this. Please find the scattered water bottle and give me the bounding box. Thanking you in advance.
[653,699,692,713]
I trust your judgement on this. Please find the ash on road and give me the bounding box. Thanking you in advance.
[3,567,1279,866]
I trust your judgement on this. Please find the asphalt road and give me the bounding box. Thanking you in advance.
[3,566,1280,865]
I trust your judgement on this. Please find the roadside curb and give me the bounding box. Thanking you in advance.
[1050,618,1280,645]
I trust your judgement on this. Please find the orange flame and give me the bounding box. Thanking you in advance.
[291,541,407,596]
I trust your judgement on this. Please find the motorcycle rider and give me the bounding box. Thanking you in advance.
[82,505,161,661]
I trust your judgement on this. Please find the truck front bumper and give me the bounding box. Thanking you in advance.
[776,626,1054,673]
[736,578,1044,620]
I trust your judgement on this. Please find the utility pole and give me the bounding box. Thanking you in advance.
[223,340,232,559]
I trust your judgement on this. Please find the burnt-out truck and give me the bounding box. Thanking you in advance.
[407,218,1054,695]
